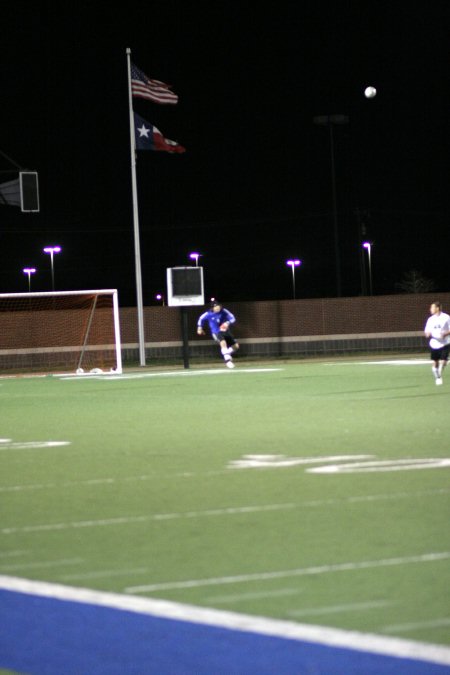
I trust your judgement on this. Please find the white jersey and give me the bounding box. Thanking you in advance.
[424,311,450,349]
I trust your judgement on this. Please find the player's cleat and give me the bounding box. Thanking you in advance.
[226,360,235,368]
[436,377,443,385]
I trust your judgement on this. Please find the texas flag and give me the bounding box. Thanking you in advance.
[134,113,185,154]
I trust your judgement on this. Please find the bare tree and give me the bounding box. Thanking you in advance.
[395,270,436,294]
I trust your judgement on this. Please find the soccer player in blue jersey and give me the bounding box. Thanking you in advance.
[197,300,240,368]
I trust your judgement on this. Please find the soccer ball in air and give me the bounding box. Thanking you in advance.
[364,86,377,99]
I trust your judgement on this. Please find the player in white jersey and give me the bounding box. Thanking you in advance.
[424,301,450,385]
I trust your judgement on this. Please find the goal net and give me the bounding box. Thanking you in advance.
[0,289,122,374]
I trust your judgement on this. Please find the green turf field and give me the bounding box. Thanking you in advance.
[1,357,449,647]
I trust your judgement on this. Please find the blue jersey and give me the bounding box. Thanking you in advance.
[197,308,236,336]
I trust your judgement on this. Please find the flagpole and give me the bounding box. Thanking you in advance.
[126,47,146,367]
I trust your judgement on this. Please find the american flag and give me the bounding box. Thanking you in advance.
[131,63,178,105]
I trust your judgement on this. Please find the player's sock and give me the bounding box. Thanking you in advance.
[432,366,439,379]
[223,353,232,363]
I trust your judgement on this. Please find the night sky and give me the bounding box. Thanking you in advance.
[1,1,449,305]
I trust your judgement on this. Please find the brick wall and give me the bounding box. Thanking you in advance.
[119,292,450,361]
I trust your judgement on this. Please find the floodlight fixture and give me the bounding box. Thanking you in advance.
[43,246,61,291]
[23,267,37,292]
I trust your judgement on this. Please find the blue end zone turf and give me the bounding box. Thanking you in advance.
[1,590,449,675]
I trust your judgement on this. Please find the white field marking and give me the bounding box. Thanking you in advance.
[0,558,84,572]
[0,473,226,493]
[288,600,393,618]
[60,567,150,581]
[323,360,430,369]
[0,374,48,380]
[359,359,430,365]
[1,576,449,667]
[0,550,28,559]
[207,588,303,604]
[382,618,450,634]
[0,477,117,492]
[2,488,449,534]
[0,471,244,493]
[59,367,282,381]
[125,552,450,594]
[0,440,70,451]
[0,438,12,443]
[308,458,450,474]
[346,488,450,503]
[0,503,296,535]
[228,453,374,469]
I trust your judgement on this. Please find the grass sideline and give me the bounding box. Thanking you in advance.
[1,356,449,653]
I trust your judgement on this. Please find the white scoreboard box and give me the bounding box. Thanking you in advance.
[166,266,205,307]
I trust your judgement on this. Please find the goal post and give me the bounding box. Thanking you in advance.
[0,289,122,375]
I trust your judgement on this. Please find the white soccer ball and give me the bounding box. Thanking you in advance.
[364,86,377,99]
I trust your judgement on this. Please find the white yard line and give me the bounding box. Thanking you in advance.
[206,587,303,603]
[2,488,449,533]
[308,458,450,474]
[0,575,449,666]
[0,477,117,492]
[60,567,149,581]
[228,454,374,469]
[0,503,296,534]
[324,359,429,366]
[59,367,282,381]
[0,557,84,572]
[0,441,70,451]
[125,552,450,594]
[288,600,393,617]
[382,618,450,634]
[0,550,28,559]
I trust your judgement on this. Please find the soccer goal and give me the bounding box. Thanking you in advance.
[0,289,122,374]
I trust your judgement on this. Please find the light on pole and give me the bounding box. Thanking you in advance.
[23,267,36,292]
[362,242,373,295]
[286,259,301,299]
[155,293,165,306]
[189,252,202,266]
[313,114,349,297]
[43,246,61,291]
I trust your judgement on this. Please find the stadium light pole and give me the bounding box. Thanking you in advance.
[43,246,61,291]
[23,267,36,292]
[362,242,373,295]
[313,114,349,297]
[189,252,202,266]
[286,259,301,299]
